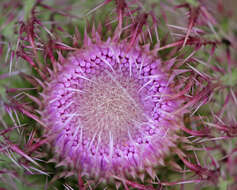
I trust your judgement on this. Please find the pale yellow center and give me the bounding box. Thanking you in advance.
[77,72,146,145]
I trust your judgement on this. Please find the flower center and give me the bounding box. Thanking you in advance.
[77,71,146,146]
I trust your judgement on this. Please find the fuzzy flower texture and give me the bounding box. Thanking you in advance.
[3,0,236,189]
[44,39,181,179]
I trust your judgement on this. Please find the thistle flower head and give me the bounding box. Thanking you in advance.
[42,37,182,181]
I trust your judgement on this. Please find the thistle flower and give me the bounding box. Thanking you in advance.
[1,0,237,189]
[42,33,184,182]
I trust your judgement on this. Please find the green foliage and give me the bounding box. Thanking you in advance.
[24,0,36,21]
[221,68,237,86]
